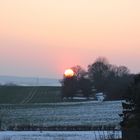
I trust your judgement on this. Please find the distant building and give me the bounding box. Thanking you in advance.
[95,92,106,102]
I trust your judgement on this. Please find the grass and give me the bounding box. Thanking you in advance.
[0,86,61,104]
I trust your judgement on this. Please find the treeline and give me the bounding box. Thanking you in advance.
[61,57,134,100]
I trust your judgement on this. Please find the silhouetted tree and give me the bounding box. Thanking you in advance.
[88,57,132,100]
[61,66,92,99]
[121,74,140,140]
[79,76,92,99]
[61,75,77,99]
[88,57,110,92]
[116,66,130,77]
[106,65,132,100]
[61,57,132,100]
[71,65,87,80]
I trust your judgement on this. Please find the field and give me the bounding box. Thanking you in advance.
[0,100,122,130]
[0,86,61,104]
[0,86,123,139]
[0,131,122,140]
[0,86,122,129]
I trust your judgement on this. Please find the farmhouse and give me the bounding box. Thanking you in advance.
[95,92,106,101]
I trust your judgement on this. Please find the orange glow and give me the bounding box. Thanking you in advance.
[0,0,140,78]
[64,69,75,78]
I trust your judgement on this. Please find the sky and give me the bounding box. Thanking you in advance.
[0,0,140,78]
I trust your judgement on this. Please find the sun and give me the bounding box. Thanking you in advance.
[64,69,75,78]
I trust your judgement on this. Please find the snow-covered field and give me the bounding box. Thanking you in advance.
[0,101,122,129]
[0,131,122,140]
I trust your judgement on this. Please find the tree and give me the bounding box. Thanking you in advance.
[106,65,132,100]
[61,57,132,100]
[71,65,87,80]
[88,57,110,92]
[61,65,92,99]
[79,76,92,99]
[61,75,77,99]
[121,74,140,140]
[88,57,132,100]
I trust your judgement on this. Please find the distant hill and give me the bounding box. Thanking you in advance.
[0,76,61,86]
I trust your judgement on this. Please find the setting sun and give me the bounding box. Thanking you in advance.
[64,69,75,78]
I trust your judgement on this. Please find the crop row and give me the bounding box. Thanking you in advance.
[0,86,61,104]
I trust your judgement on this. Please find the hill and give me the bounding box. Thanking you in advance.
[0,76,61,86]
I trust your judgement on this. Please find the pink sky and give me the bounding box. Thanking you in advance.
[0,0,140,78]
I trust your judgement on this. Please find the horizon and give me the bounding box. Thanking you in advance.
[0,75,59,79]
[0,0,140,78]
